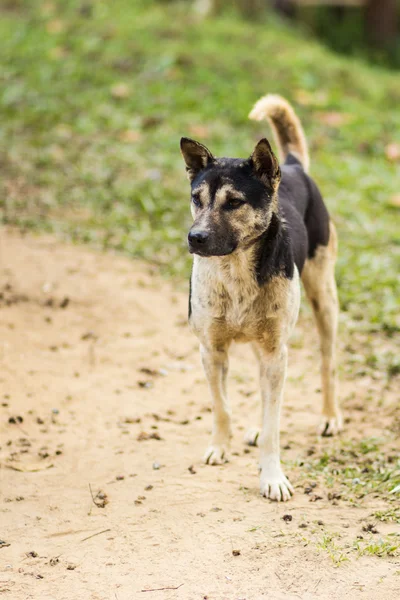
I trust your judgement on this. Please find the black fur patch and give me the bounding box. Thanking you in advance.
[303,174,330,259]
[188,267,192,319]
[280,154,330,259]
[191,158,272,207]
[279,199,308,274]
[253,151,330,283]
[254,213,294,286]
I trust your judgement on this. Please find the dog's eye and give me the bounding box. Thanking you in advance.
[226,197,244,210]
[192,195,202,208]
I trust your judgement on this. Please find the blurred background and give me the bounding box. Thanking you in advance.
[304,0,399,62]
[0,0,399,347]
[204,1,400,66]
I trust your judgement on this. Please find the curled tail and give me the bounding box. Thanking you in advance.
[249,94,310,173]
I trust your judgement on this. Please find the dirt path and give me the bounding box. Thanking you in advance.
[0,230,398,600]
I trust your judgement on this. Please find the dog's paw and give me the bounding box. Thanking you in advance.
[318,413,343,437]
[203,445,228,465]
[244,427,260,447]
[260,469,294,502]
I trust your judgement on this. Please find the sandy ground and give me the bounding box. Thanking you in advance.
[0,229,399,600]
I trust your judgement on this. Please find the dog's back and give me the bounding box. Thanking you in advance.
[250,95,331,276]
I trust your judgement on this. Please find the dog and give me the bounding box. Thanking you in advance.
[180,94,342,501]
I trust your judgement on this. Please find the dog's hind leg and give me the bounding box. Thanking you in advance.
[201,342,232,465]
[255,343,294,501]
[301,222,342,436]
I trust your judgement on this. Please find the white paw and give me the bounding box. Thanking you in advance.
[244,427,260,447]
[204,445,228,465]
[260,469,294,502]
[318,413,343,437]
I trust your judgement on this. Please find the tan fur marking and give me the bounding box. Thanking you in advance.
[249,94,310,173]
[192,182,212,206]
[214,183,245,208]
[301,222,341,433]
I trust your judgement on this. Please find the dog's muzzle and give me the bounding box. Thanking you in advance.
[188,227,237,257]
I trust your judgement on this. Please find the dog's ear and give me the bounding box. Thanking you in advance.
[250,138,280,189]
[180,137,214,183]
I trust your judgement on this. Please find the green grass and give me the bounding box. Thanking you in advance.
[317,532,400,564]
[355,535,400,558]
[1,0,399,333]
[294,436,400,504]
[374,508,400,525]
[316,532,349,566]
[300,527,399,565]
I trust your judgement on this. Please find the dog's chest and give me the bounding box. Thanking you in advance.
[190,255,293,342]
[214,276,257,329]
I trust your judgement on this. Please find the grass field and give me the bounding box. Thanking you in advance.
[1,0,399,338]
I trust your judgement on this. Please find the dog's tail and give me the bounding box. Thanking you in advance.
[249,94,309,173]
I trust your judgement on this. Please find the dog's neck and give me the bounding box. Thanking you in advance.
[217,245,259,292]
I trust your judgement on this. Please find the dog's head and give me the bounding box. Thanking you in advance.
[180,137,281,257]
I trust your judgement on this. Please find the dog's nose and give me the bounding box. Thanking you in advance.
[188,230,209,247]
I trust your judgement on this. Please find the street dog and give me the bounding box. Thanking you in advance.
[180,94,341,501]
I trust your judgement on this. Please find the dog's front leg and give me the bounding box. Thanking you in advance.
[200,342,231,465]
[257,344,294,501]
